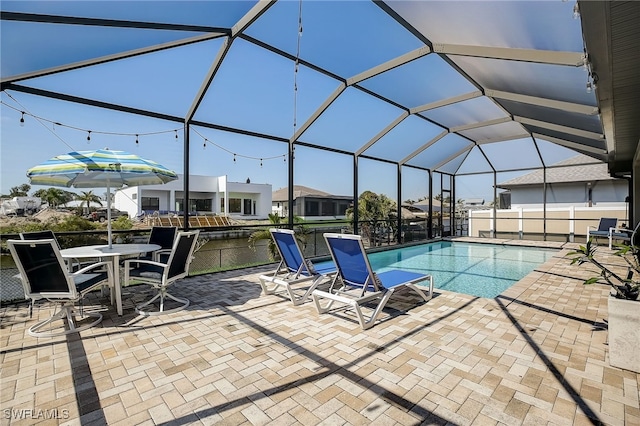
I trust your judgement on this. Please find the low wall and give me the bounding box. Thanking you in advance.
[469,206,628,240]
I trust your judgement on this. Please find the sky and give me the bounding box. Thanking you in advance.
[0,0,587,205]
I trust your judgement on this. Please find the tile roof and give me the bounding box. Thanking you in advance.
[272,185,333,201]
[497,155,615,188]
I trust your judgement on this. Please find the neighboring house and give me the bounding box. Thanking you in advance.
[114,174,272,219]
[272,185,352,220]
[496,155,628,209]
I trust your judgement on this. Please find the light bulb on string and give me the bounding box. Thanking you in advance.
[260,158,263,168]
[233,154,236,163]
[175,129,178,141]
[135,134,139,146]
[203,138,207,150]
[87,130,91,144]
[19,112,25,127]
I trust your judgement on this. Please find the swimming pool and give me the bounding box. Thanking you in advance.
[368,241,557,298]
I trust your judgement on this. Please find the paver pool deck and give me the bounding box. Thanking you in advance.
[1,237,638,425]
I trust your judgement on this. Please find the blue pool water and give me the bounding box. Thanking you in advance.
[362,242,556,298]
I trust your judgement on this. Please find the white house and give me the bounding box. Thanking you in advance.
[496,155,628,209]
[114,174,272,220]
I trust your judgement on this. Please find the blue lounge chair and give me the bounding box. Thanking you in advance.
[312,233,433,330]
[258,228,336,306]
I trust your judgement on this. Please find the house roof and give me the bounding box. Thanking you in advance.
[272,185,350,202]
[497,155,617,188]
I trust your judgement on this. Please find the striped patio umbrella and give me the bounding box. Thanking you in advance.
[27,148,178,247]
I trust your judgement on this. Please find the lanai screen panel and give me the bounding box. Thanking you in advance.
[362,115,446,163]
[20,38,225,118]
[480,138,544,172]
[359,54,477,109]
[1,1,252,79]
[421,96,509,130]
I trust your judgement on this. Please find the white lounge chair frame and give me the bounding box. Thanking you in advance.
[312,233,433,330]
[259,228,335,306]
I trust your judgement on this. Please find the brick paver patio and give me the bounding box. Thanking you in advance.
[1,238,639,425]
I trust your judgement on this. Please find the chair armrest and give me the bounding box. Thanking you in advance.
[610,227,631,236]
[73,261,113,276]
[124,258,167,269]
[153,249,172,262]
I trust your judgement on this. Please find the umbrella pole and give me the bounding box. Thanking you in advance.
[107,179,112,248]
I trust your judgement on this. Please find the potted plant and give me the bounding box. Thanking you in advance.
[568,237,639,372]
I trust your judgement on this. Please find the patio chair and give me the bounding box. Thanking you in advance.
[8,239,113,337]
[140,226,177,262]
[21,230,92,272]
[124,230,199,316]
[258,228,336,306]
[586,217,618,245]
[312,233,433,330]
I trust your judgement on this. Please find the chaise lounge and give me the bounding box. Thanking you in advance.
[312,233,433,330]
[258,228,336,305]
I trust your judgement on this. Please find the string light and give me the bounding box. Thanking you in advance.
[3,100,183,143]
[5,97,284,165]
[203,138,207,150]
[191,127,285,166]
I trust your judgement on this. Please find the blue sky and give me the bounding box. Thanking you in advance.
[0,0,585,204]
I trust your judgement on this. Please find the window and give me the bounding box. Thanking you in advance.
[337,202,349,216]
[229,198,242,213]
[305,200,319,216]
[141,197,159,211]
[321,201,335,216]
[192,199,212,211]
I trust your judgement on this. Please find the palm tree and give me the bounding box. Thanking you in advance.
[33,188,73,209]
[248,213,307,261]
[346,190,398,245]
[76,191,103,215]
[8,184,31,197]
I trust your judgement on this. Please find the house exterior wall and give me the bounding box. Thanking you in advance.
[508,180,627,209]
[113,174,271,219]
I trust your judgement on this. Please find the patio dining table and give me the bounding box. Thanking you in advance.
[60,243,161,316]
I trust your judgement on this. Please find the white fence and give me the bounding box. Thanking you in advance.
[468,206,628,241]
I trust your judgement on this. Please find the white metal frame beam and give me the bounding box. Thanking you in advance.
[532,133,607,155]
[515,116,603,140]
[399,130,448,165]
[433,43,586,66]
[355,112,409,156]
[347,46,431,86]
[486,89,599,115]
[410,91,482,114]
[450,116,512,133]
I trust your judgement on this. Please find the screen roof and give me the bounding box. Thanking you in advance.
[1,1,621,177]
